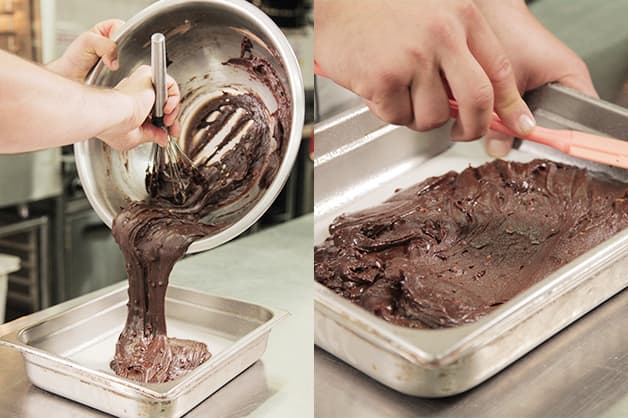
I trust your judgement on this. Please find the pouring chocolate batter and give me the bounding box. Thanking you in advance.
[315,159,628,329]
[110,38,290,383]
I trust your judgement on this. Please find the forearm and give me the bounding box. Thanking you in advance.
[0,50,131,153]
[45,57,75,80]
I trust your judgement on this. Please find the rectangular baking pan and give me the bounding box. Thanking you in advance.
[314,84,628,397]
[0,283,287,417]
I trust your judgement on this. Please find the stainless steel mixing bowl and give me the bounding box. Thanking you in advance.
[74,0,304,253]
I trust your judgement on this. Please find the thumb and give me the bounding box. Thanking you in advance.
[117,124,167,150]
[491,72,537,137]
[140,123,169,147]
[93,19,125,39]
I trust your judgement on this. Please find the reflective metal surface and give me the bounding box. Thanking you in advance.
[0,285,287,418]
[0,215,312,418]
[0,215,51,313]
[315,290,628,418]
[74,0,305,254]
[0,254,20,323]
[313,84,628,397]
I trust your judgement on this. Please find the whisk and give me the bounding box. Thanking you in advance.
[147,32,195,204]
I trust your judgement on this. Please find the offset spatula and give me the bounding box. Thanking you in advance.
[448,99,628,169]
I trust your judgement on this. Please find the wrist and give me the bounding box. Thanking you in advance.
[87,88,134,139]
[46,57,86,82]
[46,59,68,78]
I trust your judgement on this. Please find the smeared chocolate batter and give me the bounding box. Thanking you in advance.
[226,37,291,158]
[110,38,291,383]
[315,159,627,329]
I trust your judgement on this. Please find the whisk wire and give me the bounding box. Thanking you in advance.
[164,133,187,203]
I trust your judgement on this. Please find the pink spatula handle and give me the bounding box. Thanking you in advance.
[449,99,628,169]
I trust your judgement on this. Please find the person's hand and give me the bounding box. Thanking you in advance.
[473,0,598,157]
[315,0,536,141]
[47,19,124,82]
[97,65,181,151]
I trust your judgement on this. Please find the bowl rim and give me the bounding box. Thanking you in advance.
[74,0,305,254]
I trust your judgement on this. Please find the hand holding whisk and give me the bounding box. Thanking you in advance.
[147,33,196,204]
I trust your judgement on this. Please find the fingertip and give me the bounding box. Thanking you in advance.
[164,98,176,115]
[166,74,181,95]
[164,97,180,116]
[516,113,536,135]
[157,134,169,147]
[163,113,177,128]
[484,132,513,158]
[103,57,117,71]
[95,18,125,38]
[110,19,125,38]
[495,96,536,136]
[143,123,168,147]
[109,45,120,70]
[450,120,484,142]
[450,120,464,141]
[170,121,181,138]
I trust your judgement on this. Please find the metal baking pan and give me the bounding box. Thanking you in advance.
[314,84,628,397]
[0,283,288,417]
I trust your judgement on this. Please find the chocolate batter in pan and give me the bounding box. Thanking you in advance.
[315,159,628,329]
[110,38,291,383]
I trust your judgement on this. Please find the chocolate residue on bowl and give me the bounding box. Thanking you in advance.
[110,37,291,383]
[226,37,291,158]
[314,159,628,329]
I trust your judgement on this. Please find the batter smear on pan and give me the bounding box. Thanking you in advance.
[110,38,290,383]
[315,159,628,328]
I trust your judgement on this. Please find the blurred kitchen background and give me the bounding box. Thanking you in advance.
[0,0,314,321]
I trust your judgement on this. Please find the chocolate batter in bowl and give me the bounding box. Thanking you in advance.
[75,0,304,253]
[74,0,303,383]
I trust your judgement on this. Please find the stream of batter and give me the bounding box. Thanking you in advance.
[109,39,290,383]
[315,159,628,329]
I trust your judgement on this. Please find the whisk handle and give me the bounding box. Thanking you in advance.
[151,33,167,127]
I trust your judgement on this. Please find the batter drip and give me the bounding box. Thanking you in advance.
[110,39,290,383]
[315,159,627,329]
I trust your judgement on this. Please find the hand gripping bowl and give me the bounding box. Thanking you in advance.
[74,0,304,253]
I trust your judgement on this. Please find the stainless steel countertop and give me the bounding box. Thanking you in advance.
[316,288,628,418]
[0,215,313,418]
